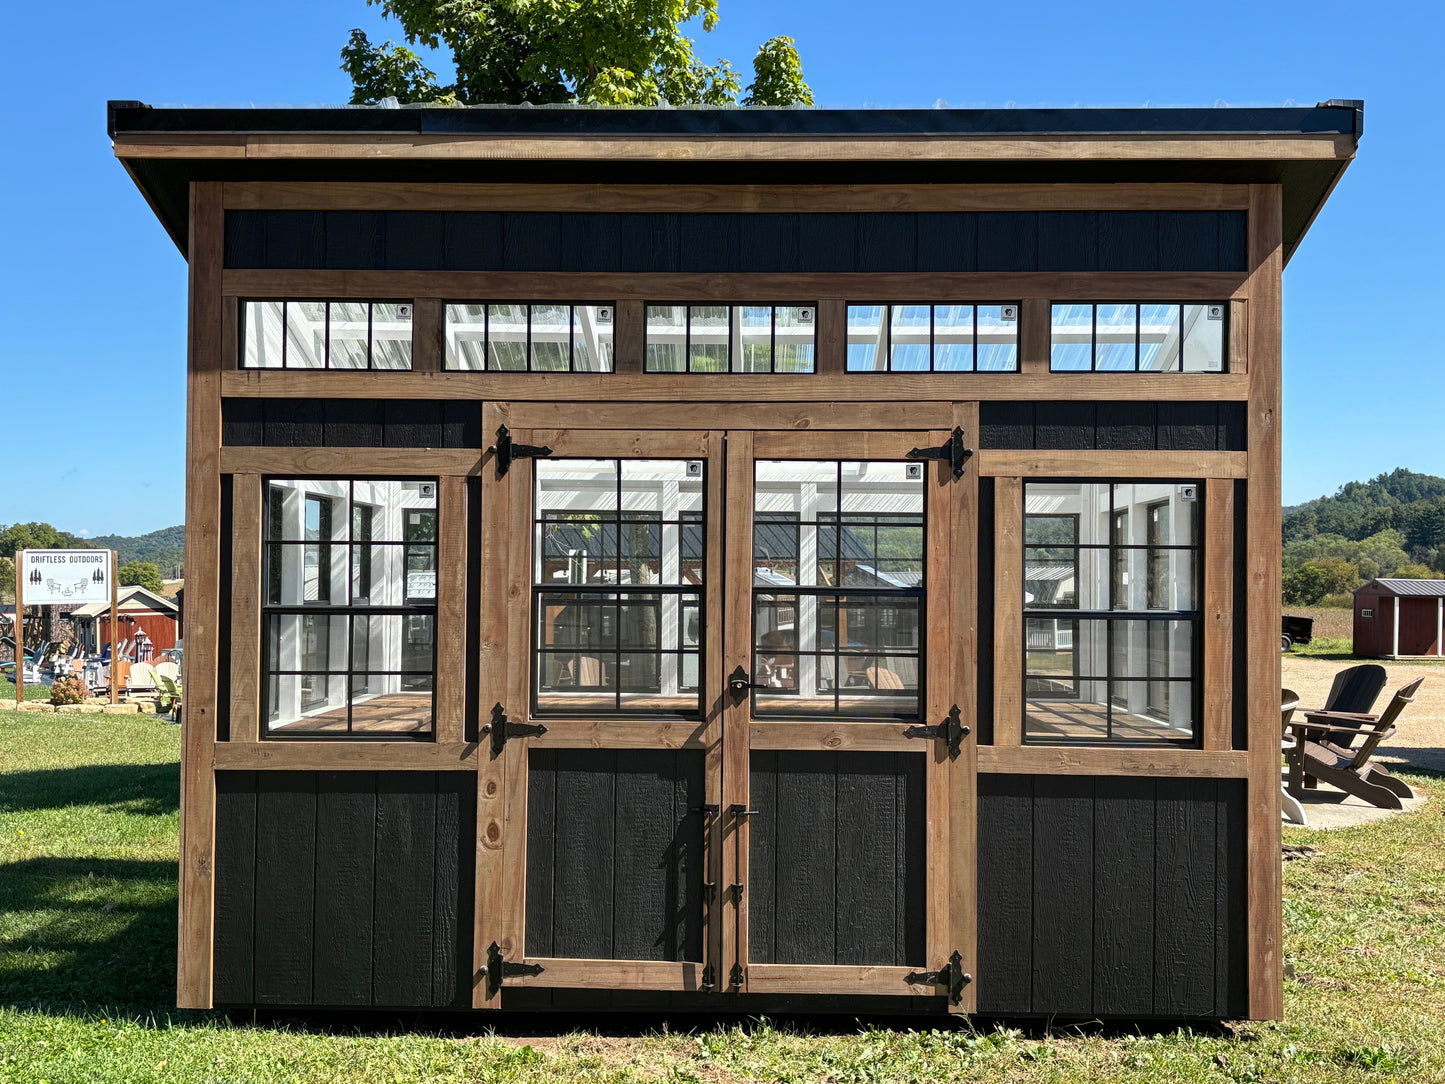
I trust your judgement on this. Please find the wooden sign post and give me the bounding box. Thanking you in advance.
[110,551,119,705]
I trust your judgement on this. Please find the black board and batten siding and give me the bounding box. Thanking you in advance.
[221,399,482,449]
[225,211,1247,274]
[525,750,706,962]
[979,402,1246,452]
[976,775,1247,1019]
[213,771,475,1008]
[749,751,926,967]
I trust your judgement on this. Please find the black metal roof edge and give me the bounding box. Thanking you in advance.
[108,100,1363,140]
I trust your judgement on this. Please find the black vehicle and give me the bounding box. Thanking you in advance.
[1282,615,1315,651]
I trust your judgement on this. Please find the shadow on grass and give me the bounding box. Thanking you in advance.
[0,763,179,817]
[0,857,178,1012]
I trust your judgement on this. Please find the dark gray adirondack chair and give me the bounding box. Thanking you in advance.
[1286,677,1424,810]
[1311,664,1388,747]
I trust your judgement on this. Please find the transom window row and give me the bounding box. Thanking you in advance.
[1050,303,1226,372]
[242,300,414,370]
[846,304,1019,372]
[445,303,615,372]
[645,304,816,373]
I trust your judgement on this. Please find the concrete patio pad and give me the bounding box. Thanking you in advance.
[1282,769,1428,830]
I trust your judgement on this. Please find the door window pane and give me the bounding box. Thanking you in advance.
[752,461,923,720]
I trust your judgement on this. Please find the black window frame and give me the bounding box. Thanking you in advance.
[643,303,817,374]
[442,301,618,373]
[239,299,416,371]
[844,302,1021,372]
[1022,478,1203,746]
[1048,301,1229,373]
[260,476,439,741]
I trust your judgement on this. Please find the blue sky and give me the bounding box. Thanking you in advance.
[1,0,1438,535]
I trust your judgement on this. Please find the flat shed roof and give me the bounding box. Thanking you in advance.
[108,100,1361,260]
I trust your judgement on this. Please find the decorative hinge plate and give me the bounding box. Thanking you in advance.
[906,426,974,479]
[700,964,716,992]
[728,963,746,990]
[904,705,969,760]
[484,702,548,757]
[482,941,545,998]
[488,425,554,478]
[905,950,971,1004]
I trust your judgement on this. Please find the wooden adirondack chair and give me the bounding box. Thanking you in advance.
[1280,689,1307,825]
[1285,677,1424,810]
[1312,664,1388,748]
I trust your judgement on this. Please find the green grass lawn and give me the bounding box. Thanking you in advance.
[2,709,1444,1082]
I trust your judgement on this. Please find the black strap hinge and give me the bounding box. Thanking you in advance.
[906,426,974,479]
[488,425,553,478]
[481,941,545,997]
[904,705,969,760]
[484,702,548,757]
[905,950,971,1005]
[700,964,717,992]
[728,963,746,990]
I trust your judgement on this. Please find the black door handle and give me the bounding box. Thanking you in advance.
[728,665,766,697]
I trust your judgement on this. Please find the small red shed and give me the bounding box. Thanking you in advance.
[70,585,180,656]
[1353,578,1445,658]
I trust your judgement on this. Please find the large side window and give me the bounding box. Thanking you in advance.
[533,459,705,715]
[1024,480,1200,744]
[262,479,437,737]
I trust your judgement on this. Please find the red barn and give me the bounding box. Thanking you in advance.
[1353,579,1445,658]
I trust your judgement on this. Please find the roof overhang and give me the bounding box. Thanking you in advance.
[109,100,1361,263]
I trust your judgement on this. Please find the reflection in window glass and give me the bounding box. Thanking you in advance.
[752,461,923,720]
[1023,480,1200,744]
[242,301,414,370]
[534,459,705,715]
[1050,303,1227,372]
[445,303,614,372]
[262,479,437,737]
[644,305,815,373]
[847,303,1018,372]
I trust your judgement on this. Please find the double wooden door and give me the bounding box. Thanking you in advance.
[478,425,975,1010]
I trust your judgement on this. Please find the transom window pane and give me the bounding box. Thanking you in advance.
[263,479,437,737]
[645,304,816,373]
[534,459,705,715]
[1023,480,1200,744]
[753,461,924,720]
[846,303,1018,372]
[445,303,614,372]
[242,300,414,370]
[1050,303,1226,372]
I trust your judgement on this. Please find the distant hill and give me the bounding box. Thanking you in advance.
[1282,469,1445,603]
[87,526,185,578]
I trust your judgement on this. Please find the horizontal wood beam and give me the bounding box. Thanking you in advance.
[218,447,484,475]
[745,964,924,996]
[117,132,1356,163]
[507,959,707,991]
[748,722,931,752]
[527,720,709,749]
[503,401,956,431]
[222,269,1249,301]
[221,181,1253,213]
[212,741,480,770]
[975,449,1248,478]
[221,369,1250,404]
[978,746,1249,777]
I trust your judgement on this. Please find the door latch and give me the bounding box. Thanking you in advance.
[480,941,545,998]
[904,705,969,760]
[905,950,971,1005]
[484,702,548,757]
[906,426,974,479]
[488,425,554,478]
[727,665,767,701]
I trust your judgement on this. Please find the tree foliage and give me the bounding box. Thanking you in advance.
[0,522,78,559]
[118,562,166,596]
[341,0,812,107]
[1282,469,1445,605]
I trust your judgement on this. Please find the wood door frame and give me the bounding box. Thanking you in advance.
[489,426,726,995]
[725,430,971,1007]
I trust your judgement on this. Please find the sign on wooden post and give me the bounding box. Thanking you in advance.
[13,549,119,706]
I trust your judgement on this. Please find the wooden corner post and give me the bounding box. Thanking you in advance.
[1246,183,1284,1020]
[177,180,225,1009]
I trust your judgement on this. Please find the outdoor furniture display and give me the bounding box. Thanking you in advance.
[1279,689,1307,826]
[1285,677,1424,811]
[126,661,159,696]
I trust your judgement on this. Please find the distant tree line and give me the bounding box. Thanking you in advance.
[1282,468,1445,605]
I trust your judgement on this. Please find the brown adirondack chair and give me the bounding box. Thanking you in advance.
[1285,677,1424,810]
[1311,664,1388,747]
